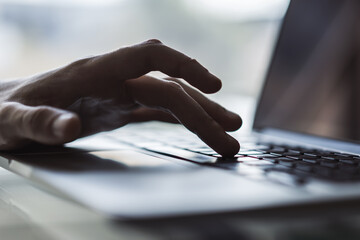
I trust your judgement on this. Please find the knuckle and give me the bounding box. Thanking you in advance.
[0,102,23,126]
[179,57,198,69]
[0,103,17,137]
[117,45,132,55]
[131,42,162,72]
[23,107,55,130]
[140,39,164,55]
[141,41,164,56]
[169,78,185,86]
[0,102,16,116]
[135,39,167,73]
[143,39,163,45]
[141,39,166,54]
[70,56,94,67]
[59,57,96,84]
[0,103,30,143]
[67,56,95,73]
[184,57,198,65]
[178,57,207,76]
[30,107,53,120]
[165,81,184,94]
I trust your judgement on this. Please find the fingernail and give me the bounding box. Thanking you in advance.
[52,114,74,139]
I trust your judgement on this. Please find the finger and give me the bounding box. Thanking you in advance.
[165,77,242,131]
[92,39,221,93]
[129,107,179,123]
[0,102,81,150]
[125,77,240,157]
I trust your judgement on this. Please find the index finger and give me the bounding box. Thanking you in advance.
[92,39,222,93]
[125,77,240,156]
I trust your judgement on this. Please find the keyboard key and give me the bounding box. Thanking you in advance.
[253,153,281,159]
[303,153,319,158]
[269,149,288,154]
[319,154,339,158]
[334,153,358,158]
[286,156,305,161]
[321,157,338,161]
[300,156,320,160]
[263,157,280,163]
[302,158,320,164]
[339,159,360,165]
[313,150,336,155]
[284,152,303,157]
[336,156,355,160]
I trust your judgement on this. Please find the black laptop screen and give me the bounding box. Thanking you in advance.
[253,0,360,143]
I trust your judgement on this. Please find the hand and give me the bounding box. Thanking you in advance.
[0,39,242,156]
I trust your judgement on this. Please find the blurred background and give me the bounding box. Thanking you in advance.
[0,0,289,97]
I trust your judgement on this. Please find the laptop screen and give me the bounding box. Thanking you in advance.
[253,0,360,143]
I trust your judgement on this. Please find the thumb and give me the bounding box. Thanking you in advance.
[0,102,81,149]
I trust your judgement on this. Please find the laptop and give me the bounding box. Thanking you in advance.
[1,0,360,219]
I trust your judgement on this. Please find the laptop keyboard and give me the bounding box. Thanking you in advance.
[108,130,360,185]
